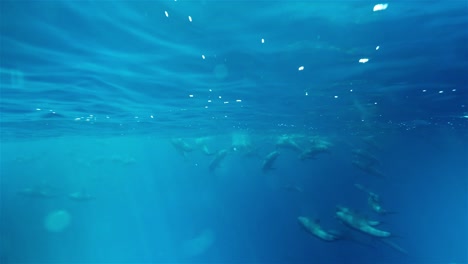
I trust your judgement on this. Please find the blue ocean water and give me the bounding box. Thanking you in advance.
[0,0,467,263]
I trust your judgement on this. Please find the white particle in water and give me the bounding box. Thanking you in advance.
[373,3,388,12]
[359,58,369,63]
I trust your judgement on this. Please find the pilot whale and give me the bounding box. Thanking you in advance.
[262,151,280,172]
[68,190,95,201]
[298,216,341,242]
[171,138,193,157]
[209,149,229,172]
[17,186,60,198]
[335,206,390,238]
[354,184,394,215]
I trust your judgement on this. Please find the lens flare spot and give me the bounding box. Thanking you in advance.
[44,210,71,233]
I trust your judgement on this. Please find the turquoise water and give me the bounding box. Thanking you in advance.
[1,1,467,263]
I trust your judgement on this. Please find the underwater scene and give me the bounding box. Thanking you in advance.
[0,1,467,263]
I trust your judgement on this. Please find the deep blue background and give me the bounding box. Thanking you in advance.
[0,1,467,263]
